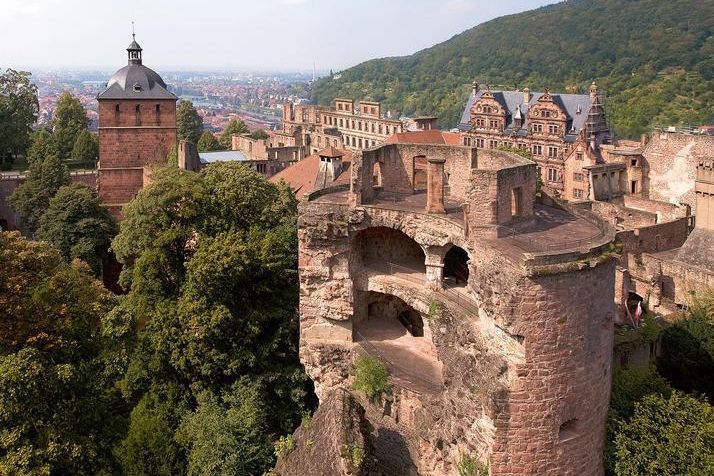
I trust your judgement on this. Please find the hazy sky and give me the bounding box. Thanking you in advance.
[2,0,555,71]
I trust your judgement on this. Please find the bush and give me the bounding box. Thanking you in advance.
[457,454,488,476]
[657,293,714,399]
[274,435,296,459]
[614,392,714,475]
[353,356,390,399]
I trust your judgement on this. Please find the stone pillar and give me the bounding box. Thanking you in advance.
[426,157,446,214]
[425,251,444,290]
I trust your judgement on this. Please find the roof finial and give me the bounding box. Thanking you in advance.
[132,20,135,40]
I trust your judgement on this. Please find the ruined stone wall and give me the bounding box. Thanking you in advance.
[354,226,426,269]
[616,217,689,254]
[643,132,714,211]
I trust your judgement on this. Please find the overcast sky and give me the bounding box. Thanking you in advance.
[2,0,555,72]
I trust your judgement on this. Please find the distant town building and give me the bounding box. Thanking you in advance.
[282,99,405,154]
[96,35,177,219]
[458,81,610,192]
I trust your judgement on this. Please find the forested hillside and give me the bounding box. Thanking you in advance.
[314,0,714,137]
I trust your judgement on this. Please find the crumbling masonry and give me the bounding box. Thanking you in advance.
[296,143,618,475]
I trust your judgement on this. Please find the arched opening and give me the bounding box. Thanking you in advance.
[443,245,469,286]
[0,219,8,231]
[355,226,425,273]
[355,291,442,393]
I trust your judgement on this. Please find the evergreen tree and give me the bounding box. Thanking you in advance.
[70,130,99,165]
[219,119,248,149]
[176,100,203,144]
[8,154,69,232]
[25,128,56,165]
[196,131,221,152]
[52,92,89,161]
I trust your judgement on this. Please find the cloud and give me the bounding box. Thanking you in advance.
[282,0,308,5]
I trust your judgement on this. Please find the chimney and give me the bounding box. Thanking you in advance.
[472,80,479,97]
[590,81,598,101]
[523,87,530,104]
[640,133,649,147]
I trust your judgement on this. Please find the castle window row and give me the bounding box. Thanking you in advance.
[112,102,162,126]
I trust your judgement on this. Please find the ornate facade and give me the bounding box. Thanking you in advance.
[458,82,610,192]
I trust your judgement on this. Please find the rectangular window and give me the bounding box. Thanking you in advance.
[476,138,484,148]
[548,124,559,134]
[548,146,559,158]
[576,152,583,160]
[533,123,543,133]
[533,144,543,156]
[547,167,558,182]
[573,172,584,182]
[573,188,584,199]
[489,140,498,149]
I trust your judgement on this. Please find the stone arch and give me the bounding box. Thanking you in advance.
[444,244,470,286]
[354,290,442,393]
[352,226,426,272]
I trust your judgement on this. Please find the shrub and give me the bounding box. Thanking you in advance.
[274,435,296,459]
[353,356,390,399]
[614,392,714,475]
[457,454,488,476]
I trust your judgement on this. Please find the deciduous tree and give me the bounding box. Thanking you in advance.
[37,183,118,275]
[196,131,221,151]
[8,154,69,232]
[70,129,99,164]
[0,69,38,164]
[219,119,248,149]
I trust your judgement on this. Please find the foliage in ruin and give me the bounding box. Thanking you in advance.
[353,355,391,399]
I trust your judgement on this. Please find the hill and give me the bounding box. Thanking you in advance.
[313,0,714,138]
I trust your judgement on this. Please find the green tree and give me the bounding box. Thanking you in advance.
[0,69,39,164]
[614,392,714,475]
[8,154,69,232]
[249,129,269,141]
[0,232,122,475]
[658,292,714,399]
[177,100,203,144]
[25,127,56,165]
[196,131,221,152]
[111,163,315,473]
[52,91,89,161]
[115,386,188,476]
[176,382,273,476]
[219,119,248,149]
[353,356,391,399]
[70,129,99,165]
[36,183,118,275]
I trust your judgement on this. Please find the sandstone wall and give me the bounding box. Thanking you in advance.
[643,131,714,212]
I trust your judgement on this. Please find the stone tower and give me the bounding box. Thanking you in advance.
[296,144,617,475]
[695,159,714,231]
[96,34,177,219]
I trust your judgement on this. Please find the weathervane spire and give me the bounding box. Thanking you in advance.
[132,20,135,40]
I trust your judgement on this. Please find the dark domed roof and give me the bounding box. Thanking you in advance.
[97,36,176,101]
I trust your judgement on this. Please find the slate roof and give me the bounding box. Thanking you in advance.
[97,64,176,100]
[458,90,596,143]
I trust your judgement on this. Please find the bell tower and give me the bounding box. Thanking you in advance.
[96,32,178,219]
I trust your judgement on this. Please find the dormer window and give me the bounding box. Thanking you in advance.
[133,83,143,92]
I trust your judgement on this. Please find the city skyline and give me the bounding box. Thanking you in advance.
[2,0,555,72]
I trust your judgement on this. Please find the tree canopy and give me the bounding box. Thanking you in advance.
[52,91,89,161]
[314,0,714,137]
[25,127,55,165]
[177,100,204,144]
[111,162,315,475]
[196,131,222,152]
[0,232,122,475]
[36,183,118,275]
[0,69,38,163]
[219,119,249,149]
[614,392,714,475]
[9,154,69,232]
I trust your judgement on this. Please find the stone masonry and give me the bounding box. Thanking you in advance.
[297,142,617,475]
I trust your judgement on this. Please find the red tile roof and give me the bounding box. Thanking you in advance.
[270,149,352,196]
[385,130,461,146]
